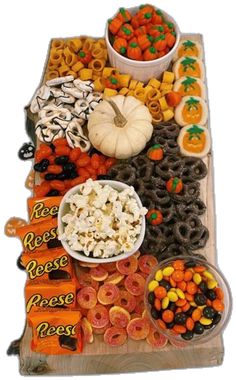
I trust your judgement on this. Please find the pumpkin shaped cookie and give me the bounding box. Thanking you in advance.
[173,39,203,61]
[5,217,28,237]
[173,57,205,81]
[177,124,211,158]
[173,76,206,99]
[175,96,208,126]
[88,95,153,159]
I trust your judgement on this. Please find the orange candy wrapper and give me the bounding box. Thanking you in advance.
[16,218,59,253]
[28,309,82,355]
[28,196,62,224]
[25,279,77,315]
[21,247,73,281]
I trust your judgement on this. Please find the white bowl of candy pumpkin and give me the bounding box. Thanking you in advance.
[105,5,181,82]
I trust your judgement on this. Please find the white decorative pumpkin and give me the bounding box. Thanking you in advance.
[88,95,153,159]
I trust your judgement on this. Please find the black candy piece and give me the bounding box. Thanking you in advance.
[63,162,76,172]
[185,305,195,316]
[56,172,68,181]
[185,260,196,268]
[46,189,60,196]
[199,281,208,294]
[194,293,207,306]
[166,321,175,329]
[151,307,160,320]
[34,159,49,172]
[169,302,177,312]
[181,331,194,340]
[59,335,77,351]
[212,313,221,325]
[159,279,171,291]
[193,321,204,334]
[203,306,215,319]
[16,255,25,271]
[55,155,69,165]
[69,171,78,179]
[174,312,187,325]
[18,142,35,160]
[148,292,155,305]
[45,173,57,181]
[47,239,62,249]
[206,289,217,301]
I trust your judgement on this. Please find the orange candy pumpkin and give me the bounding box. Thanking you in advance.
[147,144,164,161]
[166,177,183,194]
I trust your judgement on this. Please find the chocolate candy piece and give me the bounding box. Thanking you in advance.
[174,312,187,325]
[18,142,35,160]
[48,269,71,280]
[194,293,207,306]
[47,238,62,249]
[206,289,217,301]
[59,335,77,351]
[203,306,215,319]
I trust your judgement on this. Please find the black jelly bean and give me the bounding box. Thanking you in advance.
[54,155,69,165]
[212,313,221,325]
[206,289,217,301]
[46,189,60,196]
[185,260,196,268]
[181,331,194,340]
[166,321,175,329]
[34,159,49,172]
[194,293,207,306]
[148,292,155,305]
[69,171,78,179]
[199,281,208,294]
[174,312,187,325]
[203,306,215,319]
[169,302,177,312]
[151,307,160,320]
[97,175,112,180]
[159,279,171,291]
[63,162,76,172]
[45,173,57,181]
[193,321,204,335]
[56,173,68,181]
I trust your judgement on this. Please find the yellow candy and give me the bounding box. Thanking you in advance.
[207,279,218,289]
[167,290,178,302]
[162,71,175,84]
[155,270,163,282]
[200,317,212,326]
[159,96,169,111]
[162,266,174,276]
[203,270,214,280]
[148,280,159,292]
[193,273,202,285]
[162,109,174,122]
[176,288,185,299]
[162,296,170,310]
[190,301,197,307]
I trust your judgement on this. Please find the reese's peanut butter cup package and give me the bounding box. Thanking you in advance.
[28,196,62,224]
[16,218,61,253]
[22,247,73,281]
[25,279,77,315]
[28,309,82,355]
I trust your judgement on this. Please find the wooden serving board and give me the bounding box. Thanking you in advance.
[17,33,224,375]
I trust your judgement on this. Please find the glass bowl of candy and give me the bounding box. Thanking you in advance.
[145,255,232,344]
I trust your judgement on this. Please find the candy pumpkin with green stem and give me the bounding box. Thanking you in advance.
[143,46,158,61]
[146,209,163,226]
[166,177,183,194]
[113,37,128,55]
[104,75,120,90]
[118,23,134,40]
[108,17,123,35]
[78,49,92,64]
[117,7,132,23]
[127,42,142,60]
[147,144,163,161]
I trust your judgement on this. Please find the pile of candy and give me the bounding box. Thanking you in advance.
[33,139,116,196]
[77,253,168,347]
[108,5,176,60]
[147,259,225,340]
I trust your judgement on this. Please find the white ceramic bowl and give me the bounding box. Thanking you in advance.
[105,6,181,82]
[58,180,146,263]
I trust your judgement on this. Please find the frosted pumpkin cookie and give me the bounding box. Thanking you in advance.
[173,39,203,61]
[177,124,211,158]
[173,57,205,81]
[175,96,208,126]
[173,76,206,99]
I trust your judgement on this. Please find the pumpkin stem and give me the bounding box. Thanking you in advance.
[106,99,127,128]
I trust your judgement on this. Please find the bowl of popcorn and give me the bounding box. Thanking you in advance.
[58,179,147,263]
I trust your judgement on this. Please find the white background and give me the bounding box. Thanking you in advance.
[0,0,235,378]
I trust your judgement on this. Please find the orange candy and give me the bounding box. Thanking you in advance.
[186,281,198,295]
[212,299,224,312]
[192,308,202,321]
[171,270,184,282]
[172,260,185,271]
[186,317,194,331]
[154,286,167,300]
[173,325,186,334]
[162,310,174,323]
[184,270,193,282]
